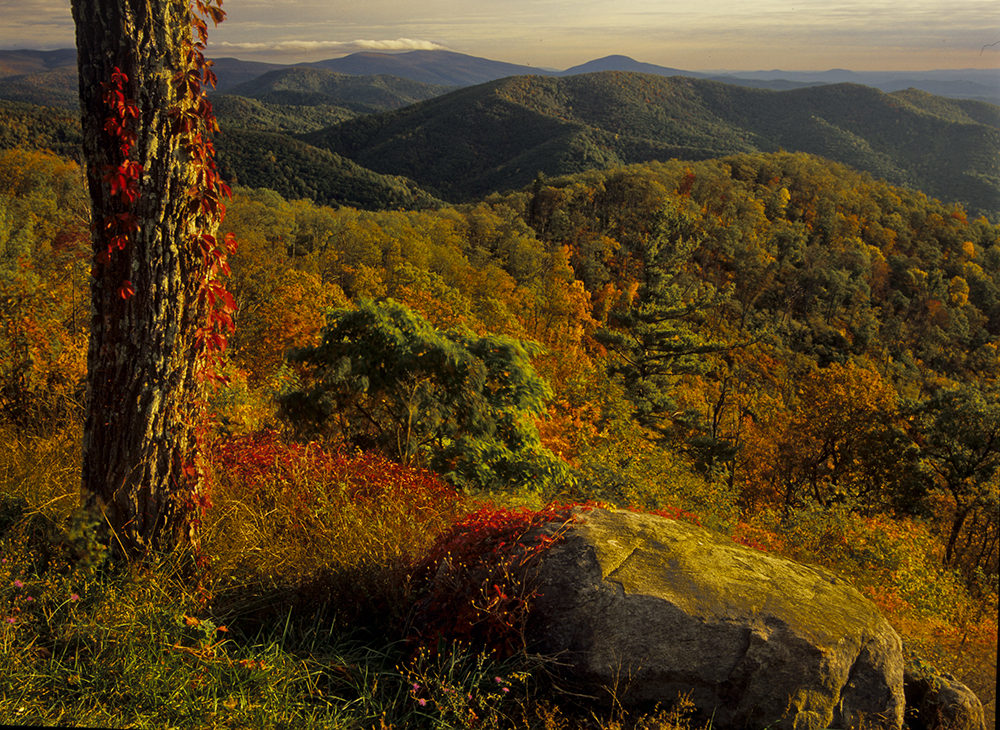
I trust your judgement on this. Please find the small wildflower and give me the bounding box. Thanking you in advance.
[70,593,79,602]
[411,682,420,692]
[5,617,15,624]
[25,596,34,603]
[494,676,502,683]
[418,698,427,707]
[502,687,510,693]
[12,579,23,589]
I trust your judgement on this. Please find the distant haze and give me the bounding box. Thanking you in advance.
[1,0,998,72]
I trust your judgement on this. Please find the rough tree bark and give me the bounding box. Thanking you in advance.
[72,0,211,556]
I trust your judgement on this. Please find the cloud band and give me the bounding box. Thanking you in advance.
[211,38,450,53]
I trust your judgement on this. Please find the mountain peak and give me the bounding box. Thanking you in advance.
[306,50,544,86]
[560,55,699,78]
[593,54,639,63]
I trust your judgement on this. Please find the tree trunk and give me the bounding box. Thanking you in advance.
[944,502,971,567]
[72,0,209,556]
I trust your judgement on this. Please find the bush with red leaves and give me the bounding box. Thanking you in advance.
[409,503,592,657]
[213,429,459,518]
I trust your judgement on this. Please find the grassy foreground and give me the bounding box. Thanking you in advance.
[1,425,996,729]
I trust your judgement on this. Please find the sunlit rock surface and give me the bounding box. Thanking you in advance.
[524,508,905,729]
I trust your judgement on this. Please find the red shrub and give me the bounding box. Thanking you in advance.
[410,503,590,657]
[212,429,459,517]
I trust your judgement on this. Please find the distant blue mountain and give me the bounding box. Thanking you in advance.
[714,68,1000,103]
[559,54,700,78]
[306,50,544,86]
[1,48,996,104]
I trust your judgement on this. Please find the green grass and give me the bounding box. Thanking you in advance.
[0,428,712,728]
[0,426,995,728]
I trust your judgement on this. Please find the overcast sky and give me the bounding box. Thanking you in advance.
[2,0,998,71]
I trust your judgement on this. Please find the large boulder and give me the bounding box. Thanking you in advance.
[904,668,986,730]
[522,508,905,730]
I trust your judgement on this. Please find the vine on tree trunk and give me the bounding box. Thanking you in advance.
[98,66,141,300]
[170,0,239,541]
[173,0,237,385]
[94,0,236,375]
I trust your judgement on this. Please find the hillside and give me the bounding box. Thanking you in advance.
[0,48,76,76]
[718,67,1000,105]
[3,68,996,215]
[211,94,356,134]
[214,129,441,209]
[1,48,994,104]
[0,100,82,158]
[304,71,1000,214]
[560,54,696,77]
[211,68,454,134]
[0,50,79,110]
[0,67,78,109]
[560,55,818,92]
[0,99,438,210]
[228,67,454,114]
[209,56,286,92]
[558,55,1000,103]
[890,88,1000,128]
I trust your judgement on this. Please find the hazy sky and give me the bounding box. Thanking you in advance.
[2,0,998,71]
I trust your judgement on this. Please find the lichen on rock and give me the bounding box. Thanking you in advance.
[520,508,906,730]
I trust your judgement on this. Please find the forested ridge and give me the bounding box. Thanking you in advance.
[2,66,999,216]
[227,67,454,113]
[305,72,1000,214]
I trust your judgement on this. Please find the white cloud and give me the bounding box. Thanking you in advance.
[354,38,451,50]
[212,37,450,53]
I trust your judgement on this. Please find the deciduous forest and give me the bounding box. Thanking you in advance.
[1,136,997,725]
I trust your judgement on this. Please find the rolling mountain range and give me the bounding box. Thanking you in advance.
[302,72,1000,213]
[304,50,537,87]
[0,96,443,210]
[0,67,78,109]
[0,48,997,214]
[285,50,1000,103]
[205,68,457,134]
[0,49,76,76]
[1,48,996,104]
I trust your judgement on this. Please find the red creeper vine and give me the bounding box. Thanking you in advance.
[99,66,141,299]
[169,0,238,546]
[172,0,238,386]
